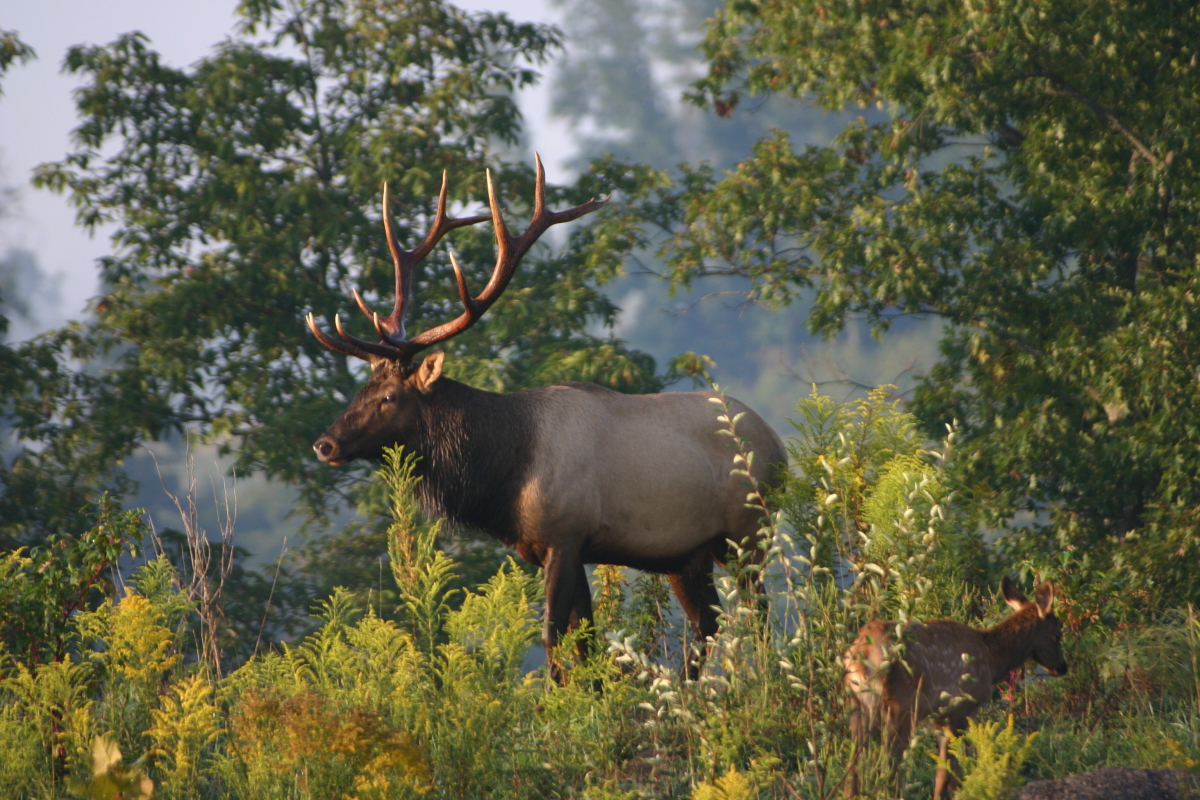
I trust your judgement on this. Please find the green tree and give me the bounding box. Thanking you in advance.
[551,0,845,170]
[0,31,107,548]
[2,0,660,546]
[0,28,34,89]
[0,29,38,340]
[0,27,34,340]
[549,0,941,425]
[583,0,1200,605]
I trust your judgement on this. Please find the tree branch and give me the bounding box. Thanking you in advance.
[971,318,1047,358]
[1038,70,1160,168]
[996,121,1025,148]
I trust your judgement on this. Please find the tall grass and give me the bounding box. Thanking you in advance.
[2,388,1197,799]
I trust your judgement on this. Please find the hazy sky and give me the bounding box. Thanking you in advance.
[0,0,566,337]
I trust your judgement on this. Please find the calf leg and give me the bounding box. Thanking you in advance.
[668,558,721,680]
[543,546,583,685]
[883,707,911,798]
[933,729,952,800]
[933,720,965,800]
[845,698,866,799]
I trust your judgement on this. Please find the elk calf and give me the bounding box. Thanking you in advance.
[843,577,1067,799]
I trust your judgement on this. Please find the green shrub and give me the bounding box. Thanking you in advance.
[3,393,1198,799]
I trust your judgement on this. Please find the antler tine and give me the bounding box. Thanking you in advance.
[406,156,609,350]
[531,151,610,230]
[376,173,491,343]
[532,151,547,221]
[334,313,409,360]
[379,181,411,340]
[352,287,375,321]
[308,159,606,364]
[307,312,375,360]
[478,154,609,301]
[480,167,514,298]
[446,247,476,313]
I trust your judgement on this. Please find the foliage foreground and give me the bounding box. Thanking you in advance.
[3,391,1200,800]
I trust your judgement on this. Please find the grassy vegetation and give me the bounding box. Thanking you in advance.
[2,389,1198,799]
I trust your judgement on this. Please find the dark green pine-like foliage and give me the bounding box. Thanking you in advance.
[4,0,660,544]
[581,0,1200,606]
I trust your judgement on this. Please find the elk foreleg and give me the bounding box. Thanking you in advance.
[668,559,720,680]
[543,546,583,685]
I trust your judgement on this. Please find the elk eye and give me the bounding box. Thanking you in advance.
[382,394,398,404]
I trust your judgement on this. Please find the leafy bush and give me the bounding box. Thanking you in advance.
[1,494,145,668]
[2,392,1198,799]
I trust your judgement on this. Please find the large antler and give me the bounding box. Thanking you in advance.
[307,154,607,364]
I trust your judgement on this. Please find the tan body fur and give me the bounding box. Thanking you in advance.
[513,386,782,568]
[844,579,1067,799]
[496,383,786,678]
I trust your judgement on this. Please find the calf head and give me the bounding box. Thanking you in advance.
[1002,575,1069,676]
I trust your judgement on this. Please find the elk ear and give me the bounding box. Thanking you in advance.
[413,351,445,393]
[1001,575,1029,612]
[1033,581,1054,618]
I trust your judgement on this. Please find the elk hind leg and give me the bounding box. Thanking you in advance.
[712,534,770,636]
[543,546,583,684]
[567,563,596,664]
[846,698,899,799]
[668,557,720,680]
[933,729,951,800]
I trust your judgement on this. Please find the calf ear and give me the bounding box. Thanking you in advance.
[1001,575,1028,612]
[1033,581,1055,618]
[414,351,445,394]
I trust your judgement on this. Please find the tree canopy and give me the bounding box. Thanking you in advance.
[2,0,663,544]
[583,0,1200,603]
[6,0,1200,609]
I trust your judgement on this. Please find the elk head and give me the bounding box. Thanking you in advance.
[1001,575,1069,676]
[308,156,606,465]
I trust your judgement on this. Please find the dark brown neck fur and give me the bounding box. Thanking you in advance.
[981,607,1040,679]
[405,377,539,544]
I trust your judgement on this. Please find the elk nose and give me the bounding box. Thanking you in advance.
[313,437,338,462]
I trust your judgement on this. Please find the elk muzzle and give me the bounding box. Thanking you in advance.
[313,435,345,465]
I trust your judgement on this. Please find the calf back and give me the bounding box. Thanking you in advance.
[845,620,995,733]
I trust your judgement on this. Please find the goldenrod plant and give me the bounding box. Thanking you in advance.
[941,717,1038,800]
[4,397,1200,799]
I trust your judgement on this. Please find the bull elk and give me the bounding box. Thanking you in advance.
[843,577,1068,799]
[307,157,787,678]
